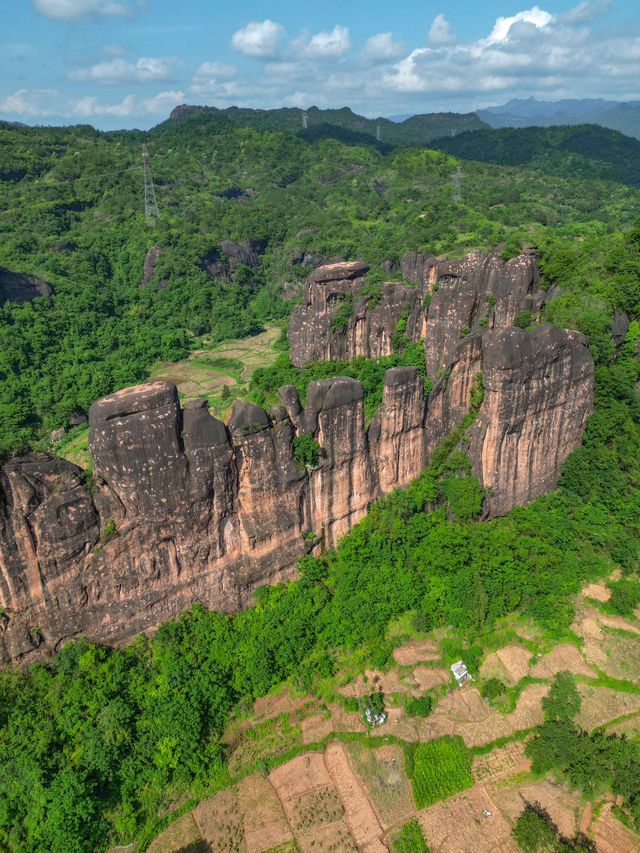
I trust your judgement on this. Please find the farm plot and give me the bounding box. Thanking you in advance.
[472,741,530,784]
[146,813,204,853]
[193,788,244,852]
[345,742,415,829]
[577,684,640,730]
[409,736,474,809]
[480,646,531,684]
[324,742,386,850]
[237,774,293,853]
[589,802,640,853]
[269,752,357,852]
[417,784,518,853]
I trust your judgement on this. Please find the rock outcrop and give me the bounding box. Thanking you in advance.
[290,248,545,376]
[202,240,266,280]
[0,267,53,306]
[141,244,163,288]
[0,319,594,664]
[289,261,426,365]
[469,326,594,516]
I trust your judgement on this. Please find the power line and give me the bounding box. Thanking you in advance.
[142,144,159,220]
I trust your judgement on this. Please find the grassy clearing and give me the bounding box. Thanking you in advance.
[57,424,91,470]
[408,737,474,809]
[149,326,281,416]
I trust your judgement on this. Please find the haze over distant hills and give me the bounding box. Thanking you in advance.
[476,97,640,141]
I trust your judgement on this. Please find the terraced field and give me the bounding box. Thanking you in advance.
[146,580,640,853]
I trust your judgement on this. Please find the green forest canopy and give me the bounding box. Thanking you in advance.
[1,118,640,851]
[1,117,640,450]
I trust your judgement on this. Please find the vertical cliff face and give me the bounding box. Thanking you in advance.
[0,368,434,663]
[469,326,594,517]
[0,241,596,664]
[369,367,427,493]
[424,334,484,455]
[289,261,425,367]
[423,249,543,376]
[290,249,545,377]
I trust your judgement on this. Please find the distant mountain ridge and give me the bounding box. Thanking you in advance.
[478,97,640,140]
[431,124,640,188]
[166,103,487,148]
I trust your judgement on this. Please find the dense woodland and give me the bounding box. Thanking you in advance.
[1,116,640,850]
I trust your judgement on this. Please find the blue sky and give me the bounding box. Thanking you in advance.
[1,0,639,129]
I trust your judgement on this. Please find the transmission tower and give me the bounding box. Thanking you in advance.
[453,166,464,203]
[302,111,308,129]
[450,126,456,137]
[142,144,159,220]
[376,123,381,141]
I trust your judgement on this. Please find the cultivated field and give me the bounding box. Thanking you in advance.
[147,583,640,853]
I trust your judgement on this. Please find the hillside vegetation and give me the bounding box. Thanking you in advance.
[1,116,640,851]
[1,116,639,450]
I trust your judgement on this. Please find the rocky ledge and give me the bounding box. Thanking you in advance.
[289,248,545,376]
[0,324,593,664]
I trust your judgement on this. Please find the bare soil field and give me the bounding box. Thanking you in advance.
[480,645,532,684]
[193,789,244,852]
[472,742,530,784]
[270,752,357,852]
[392,639,440,666]
[590,802,640,853]
[325,742,386,850]
[300,711,334,744]
[597,629,640,682]
[417,784,519,853]
[236,774,293,853]
[529,643,596,679]
[412,666,451,691]
[582,581,611,603]
[146,813,203,853]
[577,685,640,730]
[488,777,584,841]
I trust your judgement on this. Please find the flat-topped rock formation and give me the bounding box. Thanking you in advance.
[290,248,545,376]
[0,324,593,664]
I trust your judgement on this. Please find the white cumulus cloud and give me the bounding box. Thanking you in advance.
[34,0,132,20]
[231,19,285,59]
[428,14,456,45]
[71,93,136,116]
[70,56,176,84]
[296,25,351,60]
[0,88,59,116]
[484,6,554,45]
[361,32,405,62]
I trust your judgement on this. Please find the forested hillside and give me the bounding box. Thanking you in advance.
[165,103,487,146]
[2,115,640,853]
[432,124,640,187]
[1,115,639,452]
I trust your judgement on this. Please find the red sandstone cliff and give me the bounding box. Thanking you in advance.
[0,323,593,665]
[289,248,544,376]
[0,243,595,665]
